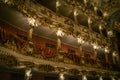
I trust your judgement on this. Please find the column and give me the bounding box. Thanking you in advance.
[26,17,37,54]
[104,46,109,63]
[77,37,84,56]
[57,36,62,51]
[113,33,120,65]
[74,9,78,24]
[56,0,61,13]
[112,51,117,64]
[107,28,120,65]
[28,26,34,42]
[27,17,37,42]
[93,43,99,60]
[88,17,93,45]
[99,24,103,36]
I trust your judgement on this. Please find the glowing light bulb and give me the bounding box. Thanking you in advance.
[105,46,109,53]
[99,76,103,80]
[27,17,37,27]
[56,28,64,37]
[83,75,87,80]
[56,1,61,8]
[77,37,84,44]
[59,73,64,80]
[99,25,102,30]
[74,10,78,16]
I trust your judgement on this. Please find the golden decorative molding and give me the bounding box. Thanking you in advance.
[0,46,119,77]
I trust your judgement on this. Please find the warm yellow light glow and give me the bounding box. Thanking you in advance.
[74,10,78,16]
[103,12,108,17]
[83,0,87,5]
[56,28,64,37]
[99,25,102,30]
[112,51,117,57]
[25,68,32,77]
[83,75,87,80]
[105,46,109,53]
[77,37,84,44]
[59,73,64,80]
[107,30,113,37]
[94,6,98,12]
[27,17,37,27]
[4,0,8,3]
[93,45,97,49]
[93,43,99,50]
[93,44,99,50]
[56,1,61,8]
[99,76,103,80]
[88,17,92,24]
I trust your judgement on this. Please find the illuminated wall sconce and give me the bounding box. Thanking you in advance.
[88,17,92,25]
[27,17,38,27]
[56,28,64,51]
[83,75,87,80]
[83,0,87,5]
[74,9,79,17]
[105,46,109,53]
[77,37,84,45]
[112,51,117,57]
[3,0,9,3]
[27,17,38,41]
[93,43,99,50]
[99,76,103,80]
[94,6,98,13]
[59,73,64,80]
[25,68,32,80]
[103,12,108,17]
[99,25,102,30]
[99,24,104,36]
[111,76,116,80]
[88,17,92,30]
[77,37,84,56]
[112,51,118,64]
[107,29,113,37]
[56,0,61,8]
[56,28,64,37]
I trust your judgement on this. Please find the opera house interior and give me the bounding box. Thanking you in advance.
[0,0,120,80]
